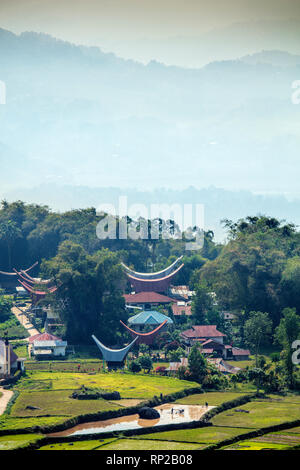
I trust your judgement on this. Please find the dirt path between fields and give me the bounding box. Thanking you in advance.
[0,387,13,415]
[11,305,39,340]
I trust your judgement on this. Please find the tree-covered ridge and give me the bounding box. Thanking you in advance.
[199,216,300,325]
[0,200,220,286]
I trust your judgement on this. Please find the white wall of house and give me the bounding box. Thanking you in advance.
[32,340,67,357]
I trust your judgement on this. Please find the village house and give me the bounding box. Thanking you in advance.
[181,325,250,361]
[171,302,192,321]
[0,338,25,378]
[28,332,67,359]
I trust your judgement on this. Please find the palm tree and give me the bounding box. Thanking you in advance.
[0,220,22,270]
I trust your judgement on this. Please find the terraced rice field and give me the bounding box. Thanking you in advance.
[133,426,251,444]
[0,434,43,450]
[175,392,250,406]
[96,438,203,451]
[10,389,122,417]
[212,400,300,429]
[15,371,198,399]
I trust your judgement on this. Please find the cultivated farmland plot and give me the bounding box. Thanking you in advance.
[1,370,300,451]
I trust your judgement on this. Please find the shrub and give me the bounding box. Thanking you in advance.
[128,360,142,373]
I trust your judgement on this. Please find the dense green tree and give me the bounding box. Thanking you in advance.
[275,307,300,389]
[188,344,207,383]
[199,216,300,326]
[0,290,13,320]
[191,281,213,324]
[0,220,22,270]
[138,355,153,373]
[244,311,272,366]
[41,241,128,344]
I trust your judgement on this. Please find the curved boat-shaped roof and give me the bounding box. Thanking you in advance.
[20,270,52,285]
[120,319,168,345]
[0,261,38,276]
[18,279,57,296]
[126,263,184,293]
[92,334,138,362]
[122,256,183,280]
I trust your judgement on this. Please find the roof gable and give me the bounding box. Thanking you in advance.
[128,310,173,325]
[29,332,62,343]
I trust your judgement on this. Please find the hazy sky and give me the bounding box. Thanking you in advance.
[1,0,300,45]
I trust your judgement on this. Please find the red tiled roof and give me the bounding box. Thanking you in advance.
[171,304,192,316]
[181,325,226,339]
[124,291,175,304]
[28,332,61,343]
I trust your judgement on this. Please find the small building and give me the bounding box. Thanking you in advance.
[0,339,25,377]
[220,311,235,321]
[128,310,173,332]
[171,302,192,319]
[29,333,67,358]
[169,285,195,301]
[231,347,251,361]
[181,325,250,361]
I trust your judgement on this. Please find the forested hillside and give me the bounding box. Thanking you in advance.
[1,201,300,344]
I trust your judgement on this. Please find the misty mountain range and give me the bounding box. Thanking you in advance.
[98,19,300,68]
[0,27,300,239]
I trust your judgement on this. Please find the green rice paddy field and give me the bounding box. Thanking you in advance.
[1,369,300,451]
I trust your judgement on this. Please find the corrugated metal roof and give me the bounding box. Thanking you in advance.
[33,340,67,347]
[128,310,173,325]
[29,332,62,343]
